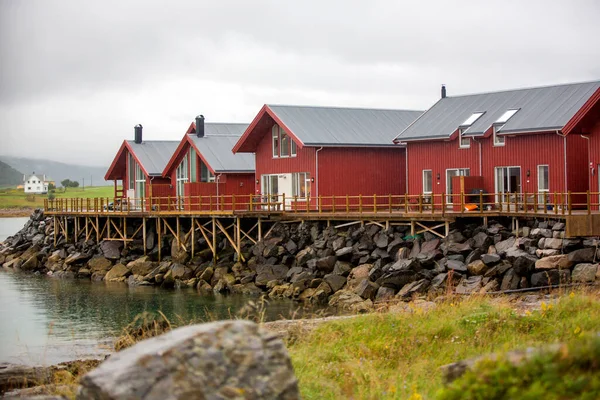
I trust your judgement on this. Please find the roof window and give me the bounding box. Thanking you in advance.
[495,109,519,124]
[460,112,484,127]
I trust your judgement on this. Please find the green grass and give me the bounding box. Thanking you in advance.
[0,186,116,209]
[288,291,600,399]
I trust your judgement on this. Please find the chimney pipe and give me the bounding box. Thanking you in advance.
[134,124,143,144]
[441,84,447,99]
[195,115,205,138]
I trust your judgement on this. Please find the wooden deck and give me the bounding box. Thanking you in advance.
[43,191,600,240]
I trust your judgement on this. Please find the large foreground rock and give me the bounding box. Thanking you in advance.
[78,320,299,400]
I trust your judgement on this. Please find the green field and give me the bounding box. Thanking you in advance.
[0,186,116,209]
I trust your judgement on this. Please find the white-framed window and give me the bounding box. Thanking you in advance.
[461,112,485,127]
[200,160,215,182]
[272,124,296,158]
[189,147,197,183]
[493,126,505,146]
[495,109,519,124]
[459,129,471,149]
[422,170,432,194]
[176,155,189,197]
[537,165,549,203]
[292,172,311,199]
[272,125,280,158]
[291,140,297,157]
[134,161,145,200]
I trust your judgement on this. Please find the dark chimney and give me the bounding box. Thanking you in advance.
[441,84,447,99]
[195,115,205,138]
[134,124,143,144]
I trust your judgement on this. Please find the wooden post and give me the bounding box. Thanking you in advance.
[53,216,57,246]
[587,190,591,215]
[143,217,147,256]
[318,196,322,213]
[373,194,377,213]
[543,192,547,214]
[441,193,446,217]
[445,221,450,237]
[236,217,241,261]
[191,217,195,257]
[107,216,111,240]
[176,216,181,250]
[282,194,286,212]
[568,191,572,215]
[410,220,415,236]
[524,191,528,212]
[460,192,465,213]
[64,216,69,244]
[212,217,217,260]
[534,191,538,213]
[346,195,349,213]
[418,194,423,214]
[332,195,336,213]
[96,215,99,241]
[85,216,89,241]
[388,194,392,214]
[157,217,162,261]
[258,218,262,241]
[123,217,127,248]
[479,191,483,214]
[404,194,408,213]
[249,195,253,212]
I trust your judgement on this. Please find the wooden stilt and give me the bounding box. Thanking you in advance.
[53,216,57,246]
[74,217,79,242]
[64,217,69,244]
[445,221,450,237]
[95,215,99,242]
[236,217,241,261]
[107,216,111,240]
[143,217,147,256]
[410,220,415,236]
[191,217,195,257]
[85,217,89,241]
[157,217,162,261]
[176,217,181,250]
[212,217,217,260]
[123,217,127,248]
[257,218,262,241]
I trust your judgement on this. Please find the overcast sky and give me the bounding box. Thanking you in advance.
[1,0,599,167]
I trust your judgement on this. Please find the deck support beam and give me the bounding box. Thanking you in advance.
[143,217,147,256]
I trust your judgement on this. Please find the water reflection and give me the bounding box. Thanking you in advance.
[0,272,317,365]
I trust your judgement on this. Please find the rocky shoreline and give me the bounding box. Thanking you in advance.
[1,210,600,312]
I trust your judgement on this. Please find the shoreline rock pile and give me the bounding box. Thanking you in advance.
[1,210,599,312]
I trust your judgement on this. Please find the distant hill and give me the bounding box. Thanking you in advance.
[0,156,112,187]
[0,160,23,187]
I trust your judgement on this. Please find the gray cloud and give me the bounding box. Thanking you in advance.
[1,0,599,166]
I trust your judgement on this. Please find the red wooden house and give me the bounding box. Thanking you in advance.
[394,81,600,209]
[162,116,254,211]
[105,125,179,207]
[232,105,423,209]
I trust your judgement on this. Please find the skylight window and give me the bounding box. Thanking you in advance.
[460,112,484,127]
[495,109,519,124]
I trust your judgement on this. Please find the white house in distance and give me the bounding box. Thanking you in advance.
[23,172,51,194]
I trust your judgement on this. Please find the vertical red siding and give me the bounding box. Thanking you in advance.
[318,147,405,196]
[481,133,566,195]
[182,173,254,211]
[406,139,479,196]
[589,120,600,199]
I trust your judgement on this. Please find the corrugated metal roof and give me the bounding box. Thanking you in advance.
[127,140,180,176]
[189,123,254,173]
[395,80,600,141]
[268,105,423,146]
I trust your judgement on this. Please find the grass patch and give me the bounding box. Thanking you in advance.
[288,291,600,399]
[0,186,115,209]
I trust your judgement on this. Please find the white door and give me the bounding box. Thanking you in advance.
[446,168,470,204]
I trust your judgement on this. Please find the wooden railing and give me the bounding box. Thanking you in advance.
[43,191,600,217]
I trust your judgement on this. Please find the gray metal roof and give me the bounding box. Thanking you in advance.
[127,140,180,176]
[190,123,254,173]
[395,80,600,141]
[268,105,423,146]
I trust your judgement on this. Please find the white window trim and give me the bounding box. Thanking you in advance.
[422,169,432,194]
[493,126,506,147]
[537,164,549,192]
[459,129,471,149]
[272,125,279,158]
[292,172,311,200]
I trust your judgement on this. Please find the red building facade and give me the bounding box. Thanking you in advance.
[397,82,600,209]
[233,104,421,209]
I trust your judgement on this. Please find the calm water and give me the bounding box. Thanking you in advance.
[0,218,319,366]
[0,217,29,243]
